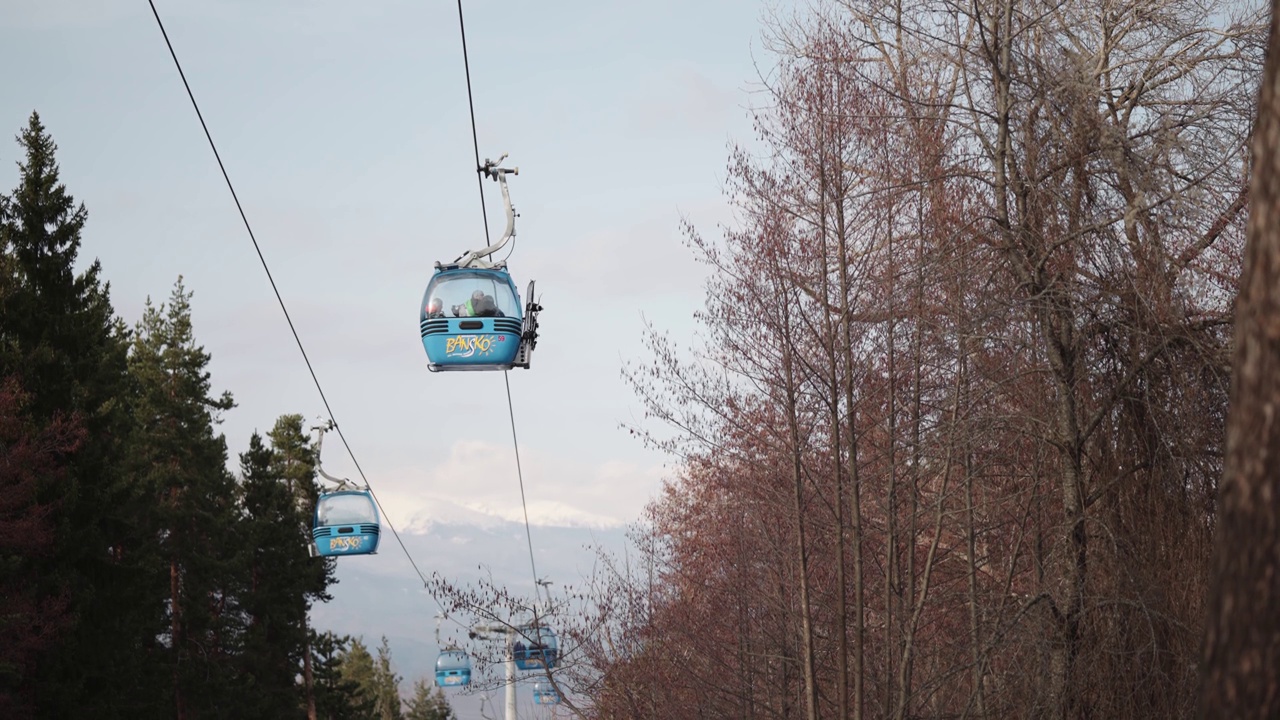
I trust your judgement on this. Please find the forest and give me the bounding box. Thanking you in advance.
[8,0,1280,718]
[463,0,1279,718]
[0,114,455,718]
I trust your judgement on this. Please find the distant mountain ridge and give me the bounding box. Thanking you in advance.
[402,496,633,533]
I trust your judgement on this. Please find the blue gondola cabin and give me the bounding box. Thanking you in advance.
[435,648,472,687]
[533,682,560,705]
[312,490,381,557]
[513,624,559,670]
[420,266,538,371]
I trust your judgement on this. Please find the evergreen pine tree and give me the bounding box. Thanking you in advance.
[265,414,336,607]
[237,432,309,719]
[265,414,336,716]
[127,277,240,716]
[403,679,456,720]
[313,630,370,720]
[0,112,137,717]
[372,636,404,720]
[236,416,336,719]
[339,637,379,720]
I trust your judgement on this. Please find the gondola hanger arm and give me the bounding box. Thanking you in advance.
[450,154,519,270]
[311,419,360,491]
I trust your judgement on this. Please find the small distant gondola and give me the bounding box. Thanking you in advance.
[533,681,560,705]
[435,647,472,688]
[308,421,380,558]
[512,622,558,671]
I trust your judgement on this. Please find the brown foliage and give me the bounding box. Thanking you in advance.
[581,1,1263,718]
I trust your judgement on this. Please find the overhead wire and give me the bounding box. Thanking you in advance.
[452,0,547,612]
[504,371,543,605]
[150,0,551,642]
[455,0,491,243]
[146,0,431,589]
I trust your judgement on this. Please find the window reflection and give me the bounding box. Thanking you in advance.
[317,494,377,526]
[423,272,521,320]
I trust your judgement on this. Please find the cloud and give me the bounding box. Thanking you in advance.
[370,439,671,530]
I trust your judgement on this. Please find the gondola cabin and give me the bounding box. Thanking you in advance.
[513,623,559,671]
[420,266,531,371]
[533,682,560,705]
[312,490,380,557]
[435,648,472,687]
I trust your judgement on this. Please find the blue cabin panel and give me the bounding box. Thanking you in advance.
[421,319,523,368]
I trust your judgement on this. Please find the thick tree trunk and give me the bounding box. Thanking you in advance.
[1199,2,1280,715]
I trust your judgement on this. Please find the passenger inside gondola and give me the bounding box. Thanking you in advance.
[424,272,520,320]
[474,293,500,316]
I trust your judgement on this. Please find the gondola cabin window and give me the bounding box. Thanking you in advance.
[422,270,521,320]
[317,493,378,526]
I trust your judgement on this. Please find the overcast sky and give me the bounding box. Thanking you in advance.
[2,0,773,529]
[4,1,775,713]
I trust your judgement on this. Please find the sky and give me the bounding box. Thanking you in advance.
[3,0,770,714]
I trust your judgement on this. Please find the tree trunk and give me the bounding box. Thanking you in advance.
[817,119,851,720]
[1043,316,1088,720]
[781,307,820,720]
[837,184,865,720]
[303,626,318,720]
[171,556,185,720]
[1199,2,1280,714]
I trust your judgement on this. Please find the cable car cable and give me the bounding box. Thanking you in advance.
[152,0,554,657]
[504,371,542,606]
[451,1,548,612]
[146,0,432,588]
[454,0,491,243]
